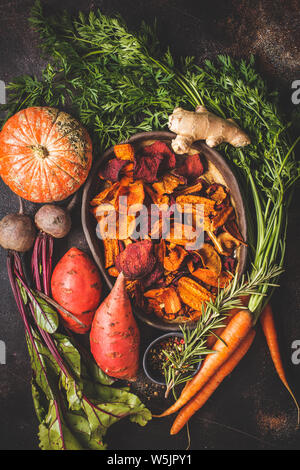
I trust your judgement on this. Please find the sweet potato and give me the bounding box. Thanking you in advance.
[51,247,102,334]
[90,272,140,381]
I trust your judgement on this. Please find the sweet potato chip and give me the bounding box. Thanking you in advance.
[144,286,181,315]
[178,276,214,310]
[144,184,169,206]
[165,272,179,285]
[176,195,216,232]
[176,195,216,215]
[207,183,228,205]
[164,245,187,272]
[123,238,133,246]
[224,219,247,245]
[94,205,136,240]
[210,206,234,231]
[187,253,203,274]
[93,207,117,239]
[175,180,203,196]
[192,268,232,288]
[187,258,195,274]
[114,143,135,161]
[188,310,203,322]
[108,266,120,277]
[165,222,198,247]
[117,214,137,240]
[198,243,222,275]
[146,298,165,319]
[118,180,145,213]
[90,182,120,207]
[152,173,186,195]
[217,232,240,256]
[162,287,182,314]
[169,305,194,323]
[205,229,225,254]
[144,287,165,299]
[103,239,120,268]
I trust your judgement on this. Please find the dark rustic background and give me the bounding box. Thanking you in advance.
[0,0,299,450]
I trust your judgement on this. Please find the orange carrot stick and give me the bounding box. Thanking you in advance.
[170,329,256,435]
[260,303,300,424]
[157,309,253,417]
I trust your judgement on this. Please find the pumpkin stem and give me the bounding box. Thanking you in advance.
[32,145,49,159]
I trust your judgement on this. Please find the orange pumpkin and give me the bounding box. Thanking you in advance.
[0,107,92,202]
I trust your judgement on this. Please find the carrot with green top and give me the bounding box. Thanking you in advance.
[170,329,256,434]
[157,309,253,417]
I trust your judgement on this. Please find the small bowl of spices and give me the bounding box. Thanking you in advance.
[143,332,201,389]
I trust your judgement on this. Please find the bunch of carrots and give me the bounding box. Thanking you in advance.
[156,302,299,435]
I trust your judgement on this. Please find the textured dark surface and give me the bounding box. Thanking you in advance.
[0,0,299,451]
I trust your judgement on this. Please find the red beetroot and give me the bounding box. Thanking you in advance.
[90,272,140,381]
[51,247,102,334]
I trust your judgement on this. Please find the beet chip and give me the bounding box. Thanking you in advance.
[222,256,236,273]
[115,240,156,280]
[151,141,176,172]
[99,158,128,182]
[142,261,164,289]
[176,154,204,181]
[134,152,163,183]
[134,141,176,183]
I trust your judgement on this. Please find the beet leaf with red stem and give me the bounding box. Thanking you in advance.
[7,250,151,450]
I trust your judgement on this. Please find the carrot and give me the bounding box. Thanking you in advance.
[260,303,300,424]
[206,316,231,349]
[184,294,251,397]
[157,309,253,417]
[170,329,256,434]
[206,295,250,348]
[90,272,140,381]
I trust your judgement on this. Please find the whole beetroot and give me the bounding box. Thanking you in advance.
[35,204,71,238]
[0,213,36,252]
[90,272,140,381]
[51,247,102,334]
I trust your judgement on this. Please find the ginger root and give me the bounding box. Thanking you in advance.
[168,106,251,154]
